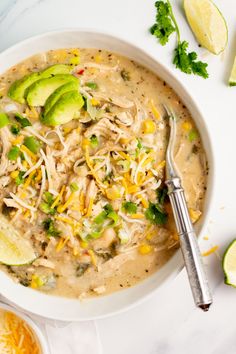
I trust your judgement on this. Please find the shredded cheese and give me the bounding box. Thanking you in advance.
[51,185,66,209]
[56,236,70,252]
[0,309,40,354]
[20,145,37,161]
[57,192,75,213]
[35,165,46,208]
[202,245,219,257]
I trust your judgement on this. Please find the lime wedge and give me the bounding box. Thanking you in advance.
[223,239,236,287]
[183,0,228,55]
[229,57,236,86]
[0,214,36,265]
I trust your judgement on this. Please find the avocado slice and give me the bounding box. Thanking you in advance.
[44,80,79,114]
[8,64,72,104]
[41,90,84,126]
[26,74,77,107]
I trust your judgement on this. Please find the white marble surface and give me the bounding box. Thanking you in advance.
[0,0,236,353]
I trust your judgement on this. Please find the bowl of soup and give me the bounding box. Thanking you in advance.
[0,29,214,320]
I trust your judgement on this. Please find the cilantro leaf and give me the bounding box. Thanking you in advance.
[122,201,137,214]
[149,1,208,79]
[145,202,167,225]
[150,1,176,46]
[42,218,60,237]
[173,41,208,78]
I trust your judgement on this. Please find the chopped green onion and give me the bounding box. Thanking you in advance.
[15,171,25,186]
[85,82,98,90]
[40,202,56,215]
[122,201,137,214]
[44,191,54,204]
[89,231,102,239]
[94,204,119,227]
[23,136,41,153]
[0,113,9,128]
[10,124,20,135]
[137,138,143,150]
[188,129,198,142]
[70,182,79,192]
[8,146,20,161]
[94,211,107,225]
[14,113,32,128]
[90,134,99,148]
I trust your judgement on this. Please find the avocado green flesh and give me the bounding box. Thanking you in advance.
[8,64,72,104]
[44,80,79,114]
[26,74,77,106]
[41,90,84,126]
[8,72,40,104]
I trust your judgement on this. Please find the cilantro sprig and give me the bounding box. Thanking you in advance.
[150,0,208,78]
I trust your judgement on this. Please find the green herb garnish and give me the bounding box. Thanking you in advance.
[145,202,167,225]
[94,204,119,227]
[0,113,9,128]
[90,134,99,148]
[120,69,130,81]
[14,113,32,128]
[8,146,20,161]
[188,129,198,142]
[150,0,208,78]
[70,182,79,192]
[137,138,143,150]
[122,201,137,214]
[85,82,98,90]
[42,218,60,237]
[23,136,41,153]
[10,124,20,135]
[15,171,25,186]
[40,192,55,215]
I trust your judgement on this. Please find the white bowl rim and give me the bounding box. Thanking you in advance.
[0,301,49,353]
[0,28,215,321]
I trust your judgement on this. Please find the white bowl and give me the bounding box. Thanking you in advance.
[0,29,214,321]
[0,302,49,353]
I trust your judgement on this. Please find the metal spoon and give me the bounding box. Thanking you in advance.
[163,104,212,311]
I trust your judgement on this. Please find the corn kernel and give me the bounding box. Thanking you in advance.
[70,56,80,65]
[12,136,24,145]
[189,208,201,223]
[142,119,156,134]
[71,48,80,56]
[10,170,19,179]
[106,185,121,200]
[119,137,131,144]
[22,161,29,169]
[182,121,192,131]
[90,98,100,106]
[139,244,152,255]
[95,54,102,63]
[82,138,90,149]
[80,240,88,249]
[63,127,73,134]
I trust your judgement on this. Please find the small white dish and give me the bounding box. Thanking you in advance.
[0,29,215,321]
[0,302,49,353]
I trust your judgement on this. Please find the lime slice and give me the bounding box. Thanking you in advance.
[223,239,236,287]
[229,57,236,86]
[183,0,228,55]
[0,214,36,265]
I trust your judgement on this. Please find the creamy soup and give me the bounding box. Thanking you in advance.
[0,49,207,298]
